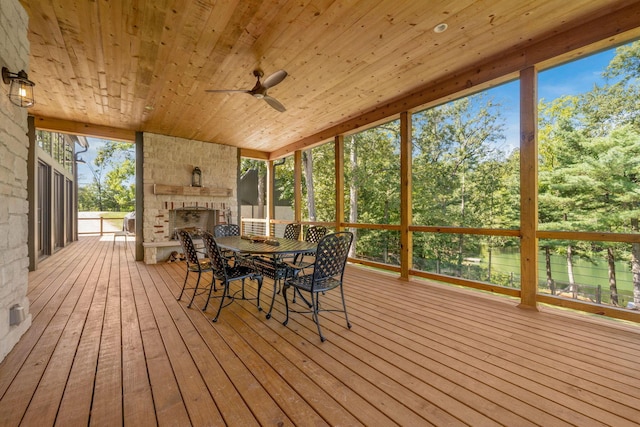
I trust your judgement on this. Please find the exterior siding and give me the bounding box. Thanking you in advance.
[0,0,31,362]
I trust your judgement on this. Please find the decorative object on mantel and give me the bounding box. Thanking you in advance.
[191,166,202,187]
[154,184,232,197]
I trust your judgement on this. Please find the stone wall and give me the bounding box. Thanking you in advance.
[142,133,238,263]
[0,0,32,362]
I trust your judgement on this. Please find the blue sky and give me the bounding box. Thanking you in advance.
[76,137,110,186]
[77,137,135,186]
[488,47,619,153]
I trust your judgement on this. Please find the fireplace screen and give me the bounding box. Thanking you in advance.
[169,208,218,239]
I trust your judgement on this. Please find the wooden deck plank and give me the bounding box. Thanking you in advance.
[53,239,117,426]
[119,242,157,426]
[1,236,640,427]
[0,237,96,397]
[18,239,108,426]
[342,268,640,425]
[88,238,125,426]
[0,238,109,425]
[127,247,192,426]
[177,273,464,427]
[150,262,293,426]
[260,279,530,426]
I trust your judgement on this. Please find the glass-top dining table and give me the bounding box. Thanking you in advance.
[213,235,317,319]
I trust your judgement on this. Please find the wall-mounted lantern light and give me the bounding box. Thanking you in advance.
[2,67,35,107]
[192,166,202,187]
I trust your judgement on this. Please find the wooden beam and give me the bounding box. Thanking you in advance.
[239,148,269,160]
[32,116,136,142]
[519,66,538,311]
[400,111,412,280]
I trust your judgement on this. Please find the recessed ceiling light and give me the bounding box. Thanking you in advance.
[433,23,448,33]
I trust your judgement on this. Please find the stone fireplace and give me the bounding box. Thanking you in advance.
[142,133,238,263]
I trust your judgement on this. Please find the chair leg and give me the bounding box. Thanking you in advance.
[177,270,189,301]
[203,276,217,311]
[255,276,263,311]
[266,278,279,319]
[187,271,202,308]
[212,280,229,322]
[311,293,326,342]
[339,284,352,329]
[282,283,290,326]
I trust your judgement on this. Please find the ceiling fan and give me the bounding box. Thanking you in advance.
[205,69,288,112]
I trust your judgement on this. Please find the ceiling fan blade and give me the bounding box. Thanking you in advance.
[205,89,251,93]
[261,70,287,89]
[263,95,286,112]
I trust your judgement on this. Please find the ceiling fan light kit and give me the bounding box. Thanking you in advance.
[206,69,288,112]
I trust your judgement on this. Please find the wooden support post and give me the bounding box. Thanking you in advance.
[519,66,539,310]
[335,135,345,232]
[267,160,275,237]
[294,150,302,224]
[400,112,412,280]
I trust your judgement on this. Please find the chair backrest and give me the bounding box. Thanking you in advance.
[177,229,200,266]
[213,223,240,237]
[201,232,228,275]
[305,225,327,243]
[283,223,301,240]
[312,232,353,284]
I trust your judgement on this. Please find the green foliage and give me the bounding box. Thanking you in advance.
[240,42,640,303]
[78,141,135,212]
[344,121,401,225]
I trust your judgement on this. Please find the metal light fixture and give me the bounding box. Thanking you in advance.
[2,67,35,107]
[192,166,202,187]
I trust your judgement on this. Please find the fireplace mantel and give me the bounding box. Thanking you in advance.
[153,184,232,197]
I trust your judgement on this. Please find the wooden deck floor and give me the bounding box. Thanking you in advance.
[1,236,640,426]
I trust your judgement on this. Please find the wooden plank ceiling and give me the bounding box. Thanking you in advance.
[18,0,640,154]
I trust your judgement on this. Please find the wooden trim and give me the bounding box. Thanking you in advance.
[519,66,538,310]
[400,111,412,280]
[335,135,345,232]
[153,184,232,197]
[240,148,269,160]
[537,230,640,243]
[33,116,136,142]
[342,222,401,231]
[348,258,401,273]
[537,294,640,323]
[410,225,520,237]
[410,270,522,298]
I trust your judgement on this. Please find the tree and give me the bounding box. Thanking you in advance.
[411,93,511,275]
[344,122,401,264]
[78,141,135,211]
[538,40,640,304]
